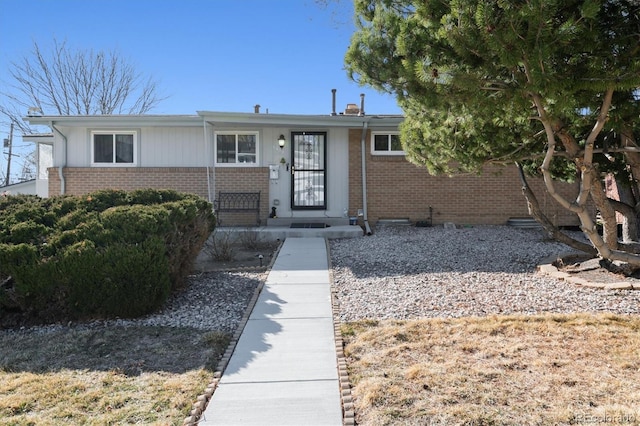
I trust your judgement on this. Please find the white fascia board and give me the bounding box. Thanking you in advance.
[22,133,54,143]
[23,115,202,128]
[23,112,404,129]
[198,111,403,128]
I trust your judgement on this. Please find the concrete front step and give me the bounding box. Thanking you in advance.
[215,225,363,241]
[266,217,350,227]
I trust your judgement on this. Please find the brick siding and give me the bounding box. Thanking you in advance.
[48,166,269,227]
[49,130,587,227]
[348,129,582,226]
[211,168,270,226]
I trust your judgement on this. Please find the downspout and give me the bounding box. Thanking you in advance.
[203,118,213,203]
[51,122,67,195]
[360,120,372,235]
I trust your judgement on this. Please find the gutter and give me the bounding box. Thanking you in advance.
[360,120,372,235]
[51,122,67,195]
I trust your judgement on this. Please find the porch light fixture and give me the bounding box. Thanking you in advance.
[278,134,286,149]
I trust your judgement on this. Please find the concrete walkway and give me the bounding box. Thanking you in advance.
[198,237,343,426]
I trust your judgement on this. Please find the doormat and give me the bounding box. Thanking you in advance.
[290,223,328,228]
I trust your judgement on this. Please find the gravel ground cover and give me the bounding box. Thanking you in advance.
[329,225,640,321]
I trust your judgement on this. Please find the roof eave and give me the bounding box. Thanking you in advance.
[23,114,203,127]
[197,111,403,127]
[22,112,404,128]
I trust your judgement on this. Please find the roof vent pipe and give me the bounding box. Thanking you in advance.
[254,104,260,114]
[359,93,365,116]
[331,89,337,116]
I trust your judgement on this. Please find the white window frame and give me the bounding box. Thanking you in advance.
[214,131,259,166]
[371,132,404,156]
[91,130,137,166]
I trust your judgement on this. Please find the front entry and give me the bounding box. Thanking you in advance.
[291,131,326,210]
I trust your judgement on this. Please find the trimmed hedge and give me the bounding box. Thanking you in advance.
[0,189,215,322]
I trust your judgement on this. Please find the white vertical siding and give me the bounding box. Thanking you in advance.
[63,127,89,167]
[57,125,206,167]
[51,123,350,217]
[326,128,349,217]
[140,126,205,167]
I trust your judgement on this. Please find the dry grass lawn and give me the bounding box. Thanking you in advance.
[0,325,229,425]
[343,313,640,426]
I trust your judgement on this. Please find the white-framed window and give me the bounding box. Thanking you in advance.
[215,131,259,165]
[371,132,404,155]
[91,131,137,166]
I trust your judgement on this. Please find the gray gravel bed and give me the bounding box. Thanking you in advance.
[5,270,264,336]
[121,270,264,332]
[9,225,640,337]
[329,225,640,322]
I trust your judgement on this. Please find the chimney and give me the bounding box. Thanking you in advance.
[254,104,260,114]
[359,93,365,116]
[345,103,360,115]
[331,89,337,116]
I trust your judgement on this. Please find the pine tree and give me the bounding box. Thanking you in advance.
[346,0,640,264]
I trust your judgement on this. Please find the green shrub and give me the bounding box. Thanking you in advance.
[0,243,61,317]
[0,189,215,323]
[7,221,50,245]
[162,198,215,289]
[128,188,185,205]
[0,195,56,243]
[77,189,130,212]
[99,205,172,243]
[63,238,171,318]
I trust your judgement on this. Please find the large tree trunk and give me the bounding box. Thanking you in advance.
[516,163,597,255]
[611,182,638,243]
[588,172,618,250]
[533,88,640,265]
[620,129,640,241]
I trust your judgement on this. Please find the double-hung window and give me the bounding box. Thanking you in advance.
[371,132,404,155]
[215,132,258,165]
[92,131,136,165]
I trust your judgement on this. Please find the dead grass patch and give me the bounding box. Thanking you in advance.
[0,325,229,425]
[343,313,640,425]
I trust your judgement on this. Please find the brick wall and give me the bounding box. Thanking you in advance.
[348,129,583,226]
[48,167,210,198]
[48,166,270,226]
[212,168,270,226]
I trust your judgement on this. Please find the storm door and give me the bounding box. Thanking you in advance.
[291,131,326,209]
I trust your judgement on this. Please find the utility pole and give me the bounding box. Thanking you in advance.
[3,123,14,187]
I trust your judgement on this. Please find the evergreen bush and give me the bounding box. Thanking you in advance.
[0,189,214,323]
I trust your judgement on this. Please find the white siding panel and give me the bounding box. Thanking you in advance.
[326,128,349,217]
[140,126,205,167]
[64,127,90,167]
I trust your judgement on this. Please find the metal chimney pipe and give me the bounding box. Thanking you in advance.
[331,89,337,116]
[359,93,365,116]
[254,104,260,114]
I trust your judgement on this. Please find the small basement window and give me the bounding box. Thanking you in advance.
[215,132,259,165]
[91,131,136,165]
[371,132,404,155]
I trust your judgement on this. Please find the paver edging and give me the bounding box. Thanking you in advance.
[182,242,283,426]
[538,253,637,290]
[326,239,356,426]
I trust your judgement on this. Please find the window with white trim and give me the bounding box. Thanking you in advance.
[215,132,258,165]
[371,132,403,155]
[91,131,136,165]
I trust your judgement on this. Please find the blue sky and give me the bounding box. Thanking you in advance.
[0,0,401,182]
[0,0,400,116]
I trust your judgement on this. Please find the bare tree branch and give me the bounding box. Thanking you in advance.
[2,38,165,119]
[0,38,167,184]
